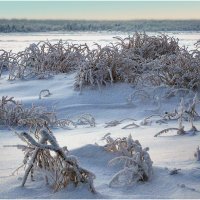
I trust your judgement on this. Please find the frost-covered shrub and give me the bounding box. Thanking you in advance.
[2,32,200,90]
[0,50,10,77]
[104,118,137,129]
[2,40,86,80]
[0,96,96,130]
[14,40,85,79]
[195,40,200,49]
[55,113,96,129]
[115,32,179,60]
[75,113,96,127]
[154,95,199,137]
[74,45,121,90]
[0,96,56,128]
[145,50,200,90]
[7,127,96,193]
[0,50,19,79]
[75,32,200,90]
[74,33,166,89]
[102,134,153,187]
[74,46,142,91]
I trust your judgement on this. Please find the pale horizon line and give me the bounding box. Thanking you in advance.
[1,18,200,21]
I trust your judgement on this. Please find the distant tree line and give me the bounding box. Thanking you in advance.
[0,19,200,32]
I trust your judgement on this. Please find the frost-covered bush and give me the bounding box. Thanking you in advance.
[195,40,200,49]
[115,33,179,59]
[1,40,86,80]
[7,127,96,193]
[74,45,142,91]
[75,32,200,90]
[75,113,96,127]
[102,134,153,187]
[13,40,85,80]
[0,50,19,79]
[2,32,200,90]
[0,50,10,77]
[104,118,137,129]
[155,95,199,137]
[145,50,200,90]
[75,33,178,89]
[0,96,96,130]
[74,45,121,90]
[0,96,56,128]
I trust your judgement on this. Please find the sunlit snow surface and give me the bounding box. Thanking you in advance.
[0,32,200,199]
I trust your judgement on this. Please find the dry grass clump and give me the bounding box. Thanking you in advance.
[74,45,121,90]
[145,49,200,90]
[115,33,200,90]
[195,40,200,48]
[14,40,85,80]
[102,133,153,187]
[1,40,85,80]
[75,32,200,90]
[55,113,96,129]
[154,95,199,137]
[104,118,136,128]
[6,127,96,193]
[1,96,97,192]
[0,50,10,77]
[74,35,147,90]
[1,32,200,90]
[75,113,96,127]
[115,33,179,59]
[0,96,56,128]
[0,49,30,80]
[0,95,96,130]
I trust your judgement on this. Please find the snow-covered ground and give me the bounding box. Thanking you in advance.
[0,32,200,199]
[1,72,200,199]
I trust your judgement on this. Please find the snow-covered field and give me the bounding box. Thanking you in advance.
[0,31,200,52]
[0,32,200,199]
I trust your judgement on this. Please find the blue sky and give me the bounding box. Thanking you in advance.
[0,1,199,20]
